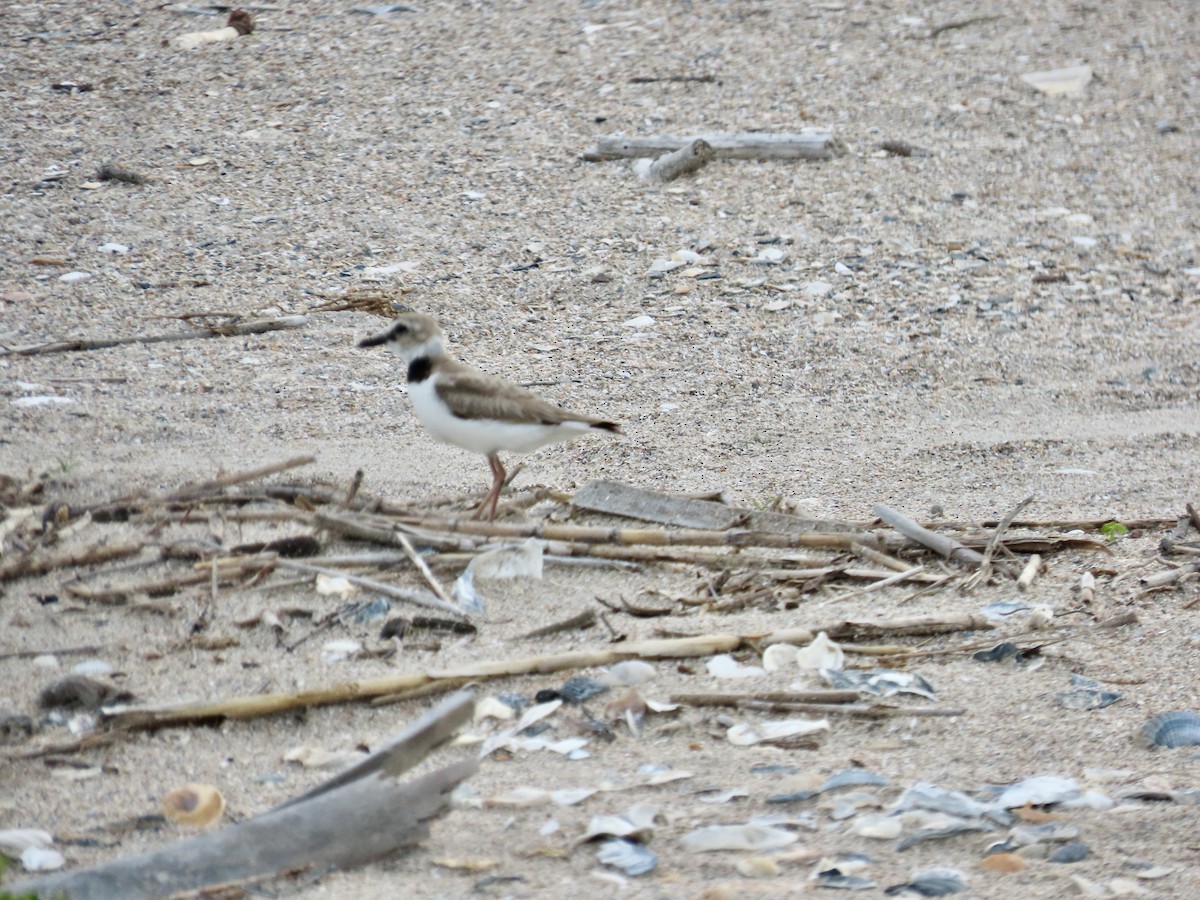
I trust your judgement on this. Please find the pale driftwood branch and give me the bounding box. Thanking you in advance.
[1140,560,1200,589]
[172,8,255,50]
[873,503,988,569]
[163,454,316,502]
[1,315,306,358]
[101,613,998,732]
[572,478,862,535]
[634,138,714,182]
[8,693,477,900]
[583,131,847,162]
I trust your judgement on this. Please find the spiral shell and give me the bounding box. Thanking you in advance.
[162,783,225,828]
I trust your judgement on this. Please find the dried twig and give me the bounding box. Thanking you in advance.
[1,315,306,357]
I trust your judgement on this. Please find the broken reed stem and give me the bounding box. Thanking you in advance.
[397,515,881,552]
[393,530,456,609]
[0,541,145,583]
[163,455,316,502]
[272,558,467,618]
[850,542,916,573]
[672,690,864,707]
[736,699,963,718]
[2,315,307,357]
[101,612,1002,732]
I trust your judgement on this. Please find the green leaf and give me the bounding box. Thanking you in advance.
[1099,521,1129,540]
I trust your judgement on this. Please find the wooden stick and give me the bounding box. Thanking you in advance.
[1140,560,1200,589]
[0,541,144,583]
[737,699,963,718]
[393,530,456,609]
[872,503,987,568]
[636,138,714,182]
[397,514,884,552]
[1,315,306,357]
[163,455,315,502]
[583,131,847,162]
[102,613,998,731]
[0,644,105,661]
[672,690,864,707]
[851,542,916,573]
[1187,502,1200,534]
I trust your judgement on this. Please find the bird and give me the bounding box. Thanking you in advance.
[358,312,620,521]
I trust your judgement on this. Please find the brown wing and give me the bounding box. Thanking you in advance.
[435,363,613,427]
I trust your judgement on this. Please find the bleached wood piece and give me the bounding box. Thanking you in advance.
[584,131,847,162]
[634,138,714,181]
[8,693,477,900]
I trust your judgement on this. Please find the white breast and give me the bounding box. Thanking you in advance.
[408,374,593,455]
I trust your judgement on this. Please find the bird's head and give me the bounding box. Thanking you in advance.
[358,312,446,362]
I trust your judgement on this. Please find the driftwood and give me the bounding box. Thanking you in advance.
[7,692,477,900]
[633,138,714,182]
[98,613,998,733]
[873,503,988,569]
[573,478,861,534]
[0,541,144,583]
[1,315,305,358]
[583,131,847,162]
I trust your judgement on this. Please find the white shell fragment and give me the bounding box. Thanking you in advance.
[577,803,659,845]
[680,823,799,853]
[761,643,798,672]
[315,573,356,599]
[21,846,66,873]
[1020,64,1093,95]
[727,718,830,746]
[604,660,656,686]
[793,632,844,671]
[707,654,766,679]
[995,775,1080,809]
[597,838,657,877]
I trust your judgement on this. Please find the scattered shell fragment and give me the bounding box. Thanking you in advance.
[761,643,798,672]
[315,573,356,598]
[727,717,829,746]
[20,846,66,873]
[793,632,844,671]
[1049,841,1090,863]
[577,803,659,845]
[851,814,904,839]
[680,823,798,853]
[707,654,766,679]
[1139,711,1200,748]
[737,856,780,877]
[38,675,133,711]
[887,867,967,896]
[1019,64,1093,95]
[820,669,935,699]
[474,696,518,722]
[558,675,610,704]
[431,856,499,873]
[979,852,1026,873]
[320,639,362,663]
[605,660,656,686]
[597,838,657,876]
[162,783,225,828]
[995,775,1080,809]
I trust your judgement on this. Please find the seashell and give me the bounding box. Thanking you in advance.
[821,770,889,792]
[887,867,967,895]
[20,846,66,873]
[596,838,657,877]
[1139,711,1200,748]
[794,632,844,671]
[995,775,1080,809]
[896,820,990,851]
[820,668,935,700]
[605,660,656,686]
[679,823,798,853]
[1056,688,1121,710]
[474,696,517,722]
[851,814,903,839]
[737,856,780,877]
[979,851,1027,873]
[707,654,766,679]
[727,718,829,747]
[162,783,225,828]
[1049,841,1090,863]
[558,675,609,703]
[761,643,798,672]
[315,573,355,598]
[577,803,658,845]
[896,782,994,820]
[1009,822,1081,846]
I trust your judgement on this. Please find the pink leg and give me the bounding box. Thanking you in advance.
[471,454,506,521]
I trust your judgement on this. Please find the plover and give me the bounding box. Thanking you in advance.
[359,313,620,521]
